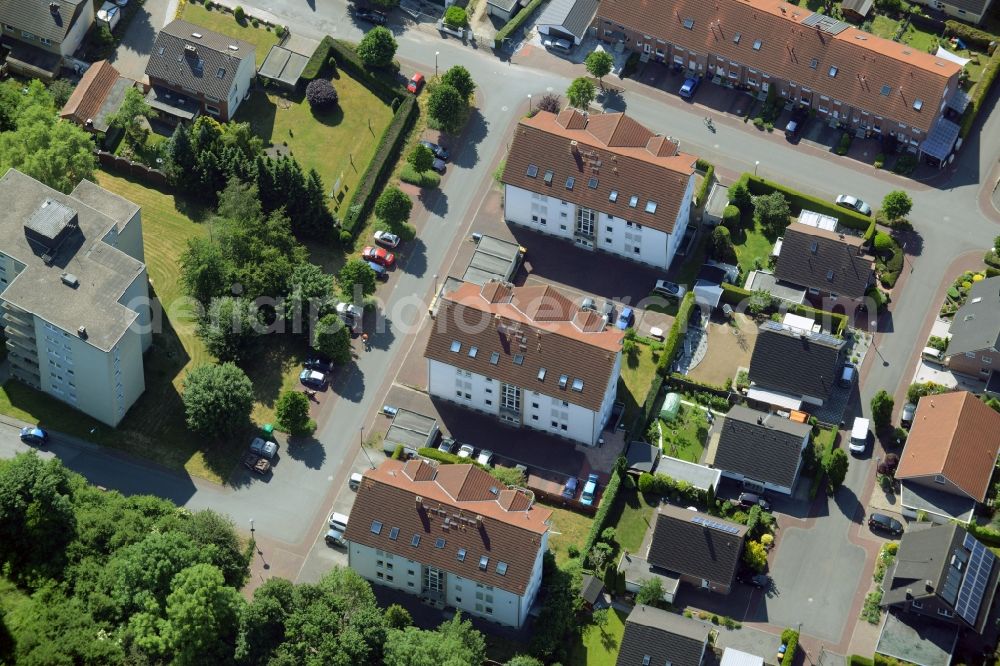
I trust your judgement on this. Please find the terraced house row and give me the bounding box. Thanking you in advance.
[594,0,966,162]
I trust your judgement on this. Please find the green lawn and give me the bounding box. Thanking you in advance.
[567,608,628,666]
[901,23,940,51]
[618,343,660,434]
[733,220,776,276]
[606,480,659,553]
[545,502,594,567]
[179,3,279,67]
[648,404,709,463]
[870,15,900,40]
[235,70,392,219]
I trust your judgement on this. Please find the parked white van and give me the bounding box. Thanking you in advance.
[849,417,870,454]
[328,512,349,532]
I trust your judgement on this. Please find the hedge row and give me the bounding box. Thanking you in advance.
[493,0,545,48]
[580,459,625,560]
[944,20,998,51]
[744,174,876,240]
[965,522,1000,547]
[780,629,799,666]
[633,372,665,438]
[656,291,696,375]
[849,656,874,666]
[305,37,406,103]
[960,48,1000,138]
[695,163,715,206]
[719,283,849,336]
[668,373,730,396]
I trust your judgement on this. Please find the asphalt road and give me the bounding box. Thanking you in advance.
[5,0,997,610]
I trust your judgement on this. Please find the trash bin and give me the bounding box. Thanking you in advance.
[262,423,274,435]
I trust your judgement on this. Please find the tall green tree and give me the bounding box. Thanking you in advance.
[197,296,261,362]
[584,51,614,88]
[109,86,154,150]
[174,510,251,589]
[441,65,475,100]
[871,389,894,429]
[384,614,486,666]
[0,453,76,580]
[356,27,397,68]
[339,258,377,299]
[275,390,314,436]
[162,563,244,665]
[751,191,791,232]
[374,186,413,226]
[182,363,255,436]
[408,144,434,174]
[823,447,849,490]
[284,262,335,325]
[427,84,467,134]
[636,577,666,605]
[881,190,912,221]
[236,578,295,665]
[313,314,352,364]
[181,236,231,306]
[566,77,595,109]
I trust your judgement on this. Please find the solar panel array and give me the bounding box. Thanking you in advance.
[801,13,851,35]
[691,516,741,535]
[956,533,996,626]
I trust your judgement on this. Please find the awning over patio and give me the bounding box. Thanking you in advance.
[1,38,61,79]
[919,117,960,162]
[145,86,199,121]
[746,386,802,411]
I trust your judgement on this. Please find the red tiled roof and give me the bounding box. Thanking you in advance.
[60,60,120,124]
[595,0,961,132]
[424,280,624,412]
[501,111,695,235]
[343,460,551,596]
[896,391,1000,501]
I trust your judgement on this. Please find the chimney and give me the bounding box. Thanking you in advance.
[905,588,913,599]
[49,1,59,13]
[77,326,87,339]
[570,139,579,155]
[757,415,764,425]
[925,580,934,591]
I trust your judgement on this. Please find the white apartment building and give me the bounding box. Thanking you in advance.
[344,459,552,628]
[501,109,697,271]
[0,169,150,427]
[424,280,624,446]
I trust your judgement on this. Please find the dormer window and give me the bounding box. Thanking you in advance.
[565,176,575,190]
[543,170,553,184]
[572,378,584,391]
[809,58,818,69]
[645,200,657,213]
[753,39,762,50]
[609,190,618,202]
[682,17,694,29]
[628,195,639,208]
[588,177,598,188]
[733,32,741,43]
[559,374,568,388]
[828,66,838,77]
[450,340,461,352]
[913,98,923,111]
[526,164,538,177]
[880,84,891,96]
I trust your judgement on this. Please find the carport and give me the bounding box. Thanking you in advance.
[919,117,961,167]
[657,455,721,491]
[745,387,802,411]
[462,234,524,286]
[535,0,598,45]
[258,45,309,91]
[876,612,957,666]
[383,409,439,456]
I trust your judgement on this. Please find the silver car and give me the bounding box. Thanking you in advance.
[543,37,573,52]
[835,194,872,216]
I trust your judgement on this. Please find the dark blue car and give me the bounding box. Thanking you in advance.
[679,77,701,98]
[616,307,634,330]
[367,261,388,281]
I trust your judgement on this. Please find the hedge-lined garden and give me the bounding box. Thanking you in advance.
[302,37,419,237]
[739,173,876,240]
[719,283,850,336]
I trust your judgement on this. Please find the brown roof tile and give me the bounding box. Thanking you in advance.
[896,391,1000,501]
[773,222,875,298]
[595,0,961,133]
[60,60,120,124]
[425,281,624,412]
[343,460,551,596]
[502,111,695,235]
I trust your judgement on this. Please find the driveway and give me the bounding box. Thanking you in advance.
[109,0,177,81]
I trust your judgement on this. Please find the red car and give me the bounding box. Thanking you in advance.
[362,245,396,268]
[407,72,425,94]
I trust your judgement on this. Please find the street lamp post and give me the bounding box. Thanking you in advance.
[435,51,440,78]
[754,160,760,176]
[249,518,254,537]
[360,426,376,469]
[527,94,532,112]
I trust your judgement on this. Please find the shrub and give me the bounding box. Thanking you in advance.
[443,5,468,28]
[234,5,245,21]
[709,226,736,262]
[722,204,740,230]
[780,629,799,666]
[873,232,894,255]
[874,153,885,168]
[399,165,440,188]
[580,459,626,559]
[275,24,287,38]
[356,27,397,69]
[305,79,338,109]
[871,390,894,429]
[891,154,918,176]
[536,93,560,113]
[834,131,852,155]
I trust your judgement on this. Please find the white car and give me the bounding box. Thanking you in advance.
[97,2,120,28]
[835,194,872,216]
[457,444,474,459]
[477,449,494,467]
[374,229,400,248]
[849,417,870,454]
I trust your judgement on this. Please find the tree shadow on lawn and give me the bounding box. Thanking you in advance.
[309,101,344,128]
[242,335,310,420]
[236,88,278,148]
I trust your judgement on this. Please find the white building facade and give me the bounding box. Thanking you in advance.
[504,174,695,270]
